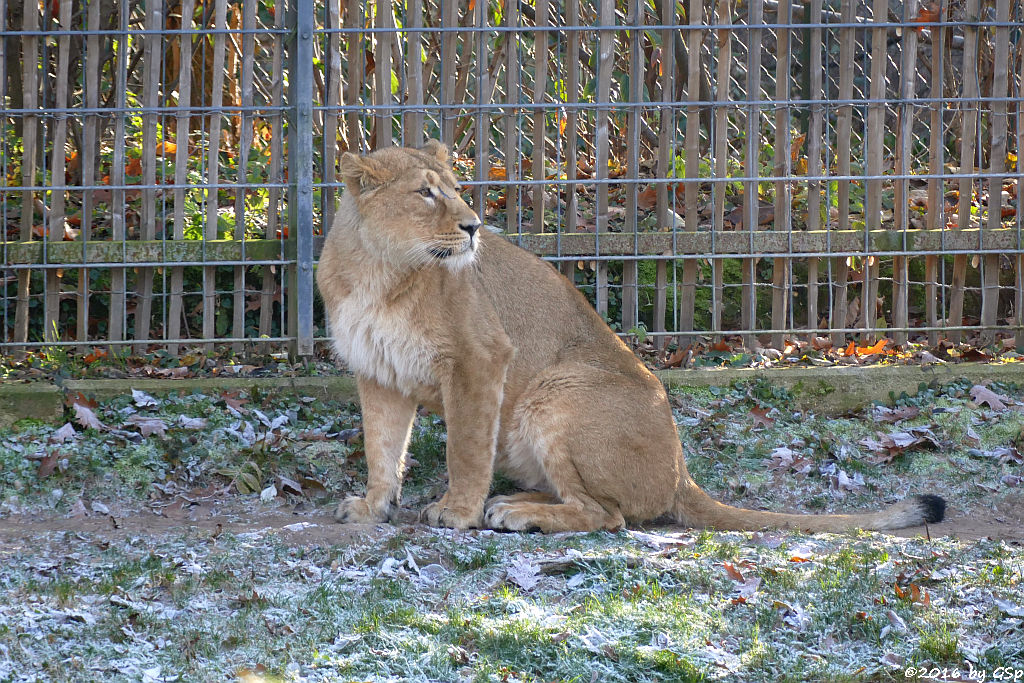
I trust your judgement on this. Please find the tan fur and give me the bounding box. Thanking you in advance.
[317,142,945,533]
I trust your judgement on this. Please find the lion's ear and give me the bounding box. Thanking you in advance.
[340,152,393,196]
[421,139,450,165]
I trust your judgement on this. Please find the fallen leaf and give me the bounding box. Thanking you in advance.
[750,406,775,429]
[73,401,106,431]
[49,422,77,443]
[970,384,1008,411]
[126,415,167,438]
[723,562,745,582]
[506,556,542,591]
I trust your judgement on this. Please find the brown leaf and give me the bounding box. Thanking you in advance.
[750,406,775,429]
[37,452,58,479]
[970,384,1008,411]
[637,185,659,210]
[723,562,745,582]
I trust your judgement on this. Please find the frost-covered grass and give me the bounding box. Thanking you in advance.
[0,378,1022,681]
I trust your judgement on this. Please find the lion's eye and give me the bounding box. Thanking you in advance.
[416,187,434,198]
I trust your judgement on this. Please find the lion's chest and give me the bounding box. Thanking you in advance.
[328,292,436,392]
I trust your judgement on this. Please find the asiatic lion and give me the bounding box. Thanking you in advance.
[316,140,946,533]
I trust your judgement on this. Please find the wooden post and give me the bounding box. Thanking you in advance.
[830,0,855,346]
[805,0,824,337]
[948,0,982,343]
[981,0,1010,346]
[892,0,919,346]
[771,0,792,349]
[204,0,229,351]
[711,0,732,337]
[680,0,703,343]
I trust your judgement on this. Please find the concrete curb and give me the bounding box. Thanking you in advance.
[658,362,1024,412]
[0,363,1019,425]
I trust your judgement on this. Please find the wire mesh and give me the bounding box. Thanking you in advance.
[2,0,1022,354]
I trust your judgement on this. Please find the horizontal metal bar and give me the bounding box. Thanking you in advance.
[1,181,288,192]
[5,94,1019,118]
[0,336,295,348]
[6,20,1015,38]
[613,323,1024,338]
[2,105,290,116]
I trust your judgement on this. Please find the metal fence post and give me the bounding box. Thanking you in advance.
[288,0,315,357]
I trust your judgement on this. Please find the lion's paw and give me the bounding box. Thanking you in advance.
[334,496,391,524]
[483,501,538,531]
[421,496,483,529]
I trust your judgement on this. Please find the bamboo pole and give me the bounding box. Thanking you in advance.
[770,0,792,350]
[925,0,946,346]
[169,0,196,355]
[231,0,256,353]
[15,0,39,352]
[949,0,981,343]
[861,0,887,338]
[374,0,395,149]
[621,0,643,333]
[136,0,163,350]
[594,0,615,319]
[741,0,764,348]
[440,0,459,145]
[406,0,425,146]
[109,0,129,351]
[679,0,702,343]
[531,0,549,235]
[504,0,521,235]
[77,0,101,346]
[344,0,362,151]
[204,0,229,350]
[260,0,286,347]
[830,0,855,346]
[561,0,581,283]
[44,0,72,344]
[655,0,676,345]
[805,0,824,337]
[711,0,732,337]
[324,0,342,225]
[892,0,919,346]
[981,0,1009,346]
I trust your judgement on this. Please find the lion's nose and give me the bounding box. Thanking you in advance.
[459,220,481,238]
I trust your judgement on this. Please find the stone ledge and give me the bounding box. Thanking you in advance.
[0,363,1018,426]
[0,382,63,427]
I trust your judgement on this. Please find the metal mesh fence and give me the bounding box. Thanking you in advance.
[2,0,1023,355]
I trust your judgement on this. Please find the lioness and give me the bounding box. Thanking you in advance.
[316,140,945,533]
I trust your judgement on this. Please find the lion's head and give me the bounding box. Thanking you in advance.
[338,140,482,272]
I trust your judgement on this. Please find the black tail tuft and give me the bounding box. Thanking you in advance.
[916,494,946,524]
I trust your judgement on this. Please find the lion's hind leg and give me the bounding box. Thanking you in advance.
[484,365,665,532]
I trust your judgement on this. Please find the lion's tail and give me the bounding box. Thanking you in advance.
[670,476,946,533]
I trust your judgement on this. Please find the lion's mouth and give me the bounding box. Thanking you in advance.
[429,241,474,260]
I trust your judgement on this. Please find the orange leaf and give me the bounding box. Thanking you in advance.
[83,348,108,364]
[488,165,508,181]
[894,582,907,599]
[856,338,889,356]
[637,186,658,211]
[844,341,857,357]
[155,141,177,156]
[468,0,476,10]
[125,158,142,176]
[723,562,745,582]
[711,340,732,352]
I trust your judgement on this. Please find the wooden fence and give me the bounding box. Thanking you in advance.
[1,0,1022,356]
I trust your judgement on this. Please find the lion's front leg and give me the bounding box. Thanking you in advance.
[422,353,510,529]
[335,376,417,524]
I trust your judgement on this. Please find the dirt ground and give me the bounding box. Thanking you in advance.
[2,488,1019,548]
